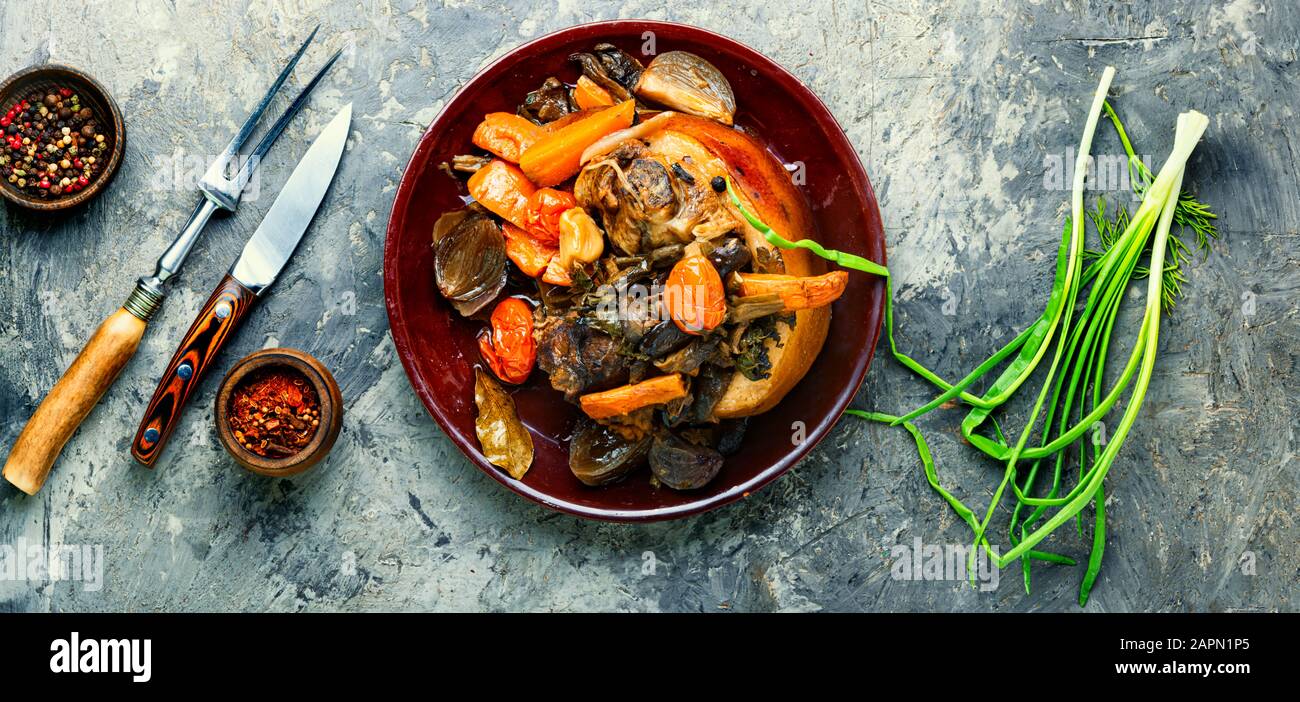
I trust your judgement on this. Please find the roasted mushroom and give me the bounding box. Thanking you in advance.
[690,363,732,422]
[649,431,724,490]
[569,418,651,486]
[518,77,576,124]
[728,294,786,324]
[569,43,644,103]
[715,418,747,456]
[588,259,659,345]
[647,243,686,269]
[662,394,694,428]
[676,417,746,455]
[433,209,508,317]
[653,335,723,375]
[575,139,739,254]
[635,51,736,125]
[535,313,631,400]
[706,237,753,279]
[638,319,694,359]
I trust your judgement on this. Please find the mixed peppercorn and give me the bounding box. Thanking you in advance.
[227,367,321,458]
[1,87,108,199]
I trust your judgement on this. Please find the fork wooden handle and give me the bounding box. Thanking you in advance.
[3,308,148,495]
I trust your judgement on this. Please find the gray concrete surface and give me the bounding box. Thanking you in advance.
[1,1,1296,612]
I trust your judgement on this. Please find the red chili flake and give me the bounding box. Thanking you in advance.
[226,367,321,459]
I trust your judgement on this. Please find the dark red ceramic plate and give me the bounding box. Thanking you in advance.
[384,20,886,521]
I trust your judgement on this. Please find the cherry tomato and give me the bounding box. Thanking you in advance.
[524,187,577,245]
[478,298,536,384]
[664,255,726,335]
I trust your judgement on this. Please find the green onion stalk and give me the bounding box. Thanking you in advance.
[725,66,1215,605]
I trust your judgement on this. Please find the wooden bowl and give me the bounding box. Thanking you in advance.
[0,64,125,211]
[214,348,343,477]
[383,21,887,521]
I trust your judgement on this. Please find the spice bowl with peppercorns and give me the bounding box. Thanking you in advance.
[0,64,124,211]
[215,348,343,477]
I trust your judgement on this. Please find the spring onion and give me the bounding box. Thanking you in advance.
[726,66,1218,605]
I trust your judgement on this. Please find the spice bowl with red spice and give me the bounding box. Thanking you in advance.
[215,348,342,477]
[0,64,124,210]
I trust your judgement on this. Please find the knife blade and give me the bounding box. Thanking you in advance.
[1,33,337,495]
[230,103,353,294]
[131,104,352,467]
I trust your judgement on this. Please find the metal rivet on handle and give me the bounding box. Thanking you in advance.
[143,427,160,445]
[215,302,232,319]
[177,363,193,380]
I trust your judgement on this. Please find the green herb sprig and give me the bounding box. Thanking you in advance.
[726,68,1218,606]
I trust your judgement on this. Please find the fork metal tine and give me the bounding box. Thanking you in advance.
[135,26,331,308]
[199,26,327,211]
[215,24,320,165]
[230,48,343,191]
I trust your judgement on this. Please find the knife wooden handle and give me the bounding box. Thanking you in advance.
[132,274,258,467]
[3,308,148,495]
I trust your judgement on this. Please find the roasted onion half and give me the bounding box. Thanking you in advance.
[569,419,652,486]
[433,209,508,317]
[649,431,724,490]
[635,51,736,125]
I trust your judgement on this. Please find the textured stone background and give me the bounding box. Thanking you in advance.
[1,0,1296,612]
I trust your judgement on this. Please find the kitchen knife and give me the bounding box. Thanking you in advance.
[1,31,338,495]
[131,103,352,466]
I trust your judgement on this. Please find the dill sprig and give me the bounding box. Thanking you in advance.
[853,69,1216,606]
[1095,101,1220,312]
[1084,197,1188,312]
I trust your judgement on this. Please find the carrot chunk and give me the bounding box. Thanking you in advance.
[502,222,556,278]
[467,159,536,230]
[472,112,545,163]
[519,100,635,186]
[578,374,689,420]
[573,76,616,109]
[734,271,849,311]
